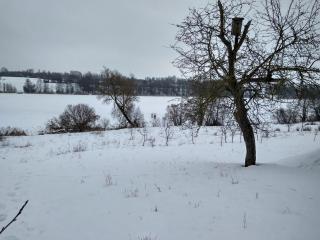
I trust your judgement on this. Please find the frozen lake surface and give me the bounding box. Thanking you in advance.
[0,94,179,132]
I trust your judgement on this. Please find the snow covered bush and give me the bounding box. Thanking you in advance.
[46,104,100,133]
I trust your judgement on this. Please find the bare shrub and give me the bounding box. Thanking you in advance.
[314,129,319,142]
[274,108,299,124]
[124,188,139,198]
[203,99,228,126]
[112,104,145,128]
[160,118,174,146]
[104,174,114,186]
[132,107,145,128]
[231,176,239,185]
[14,142,32,148]
[0,127,27,136]
[220,125,228,145]
[55,148,71,155]
[165,102,186,126]
[72,141,87,152]
[243,212,247,229]
[149,137,156,147]
[128,128,135,140]
[274,107,300,132]
[150,113,161,127]
[138,235,158,240]
[166,97,230,129]
[309,99,320,121]
[302,126,312,131]
[98,118,110,130]
[46,104,100,133]
[138,127,148,146]
[182,121,199,144]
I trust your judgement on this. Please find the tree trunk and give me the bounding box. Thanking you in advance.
[301,99,307,122]
[234,97,256,167]
[114,101,137,128]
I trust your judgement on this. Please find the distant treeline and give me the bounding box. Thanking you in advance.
[0,68,190,96]
[0,68,319,98]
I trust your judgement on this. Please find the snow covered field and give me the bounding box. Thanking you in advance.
[0,94,178,132]
[1,93,320,239]
[0,125,320,240]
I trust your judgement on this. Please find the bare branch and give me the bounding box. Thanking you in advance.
[0,200,29,235]
[217,0,233,52]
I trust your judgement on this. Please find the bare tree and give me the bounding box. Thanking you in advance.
[173,0,320,166]
[98,69,139,128]
[46,104,100,133]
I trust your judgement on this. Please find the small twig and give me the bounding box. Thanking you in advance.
[0,200,29,235]
[154,184,161,192]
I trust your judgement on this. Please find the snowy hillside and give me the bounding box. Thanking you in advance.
[0,77,52,92]
[0,127,319,240]
[0,76,80,93]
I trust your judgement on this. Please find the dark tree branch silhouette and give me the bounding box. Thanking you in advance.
[0,200,29,235]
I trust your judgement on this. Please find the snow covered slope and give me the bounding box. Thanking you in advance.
[0,127,319,240]
[0,77,38,92]
[0,77,80,94]
[0,77,57,93]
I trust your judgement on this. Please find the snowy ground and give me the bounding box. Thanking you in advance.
[0,125,320,240]
[0,94,178,132]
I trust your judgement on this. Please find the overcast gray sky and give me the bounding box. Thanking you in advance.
[0,0,212,78]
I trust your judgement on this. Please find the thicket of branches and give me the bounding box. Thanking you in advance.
[46,104,100,133]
